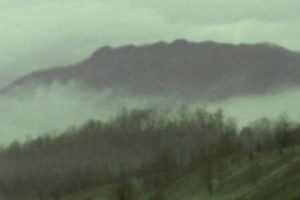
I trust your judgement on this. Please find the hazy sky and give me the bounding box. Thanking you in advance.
[1,0,300,88]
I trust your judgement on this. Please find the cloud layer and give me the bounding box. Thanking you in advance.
[1,82,300,146]
[1,1,299,145]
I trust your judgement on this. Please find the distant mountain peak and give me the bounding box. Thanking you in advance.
[90,39,288,59]
[3,40,300,101]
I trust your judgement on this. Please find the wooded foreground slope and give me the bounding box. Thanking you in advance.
[0,108,299,200]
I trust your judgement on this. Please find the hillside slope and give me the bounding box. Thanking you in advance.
[58,146,300,200]
[0,108,299,200]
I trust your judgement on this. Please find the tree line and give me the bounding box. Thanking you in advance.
[0,108,299,199]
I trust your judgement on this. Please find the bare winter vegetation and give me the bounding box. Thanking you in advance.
[0,108,299,200]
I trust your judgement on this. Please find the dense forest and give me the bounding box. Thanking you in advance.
[0,108,299,200]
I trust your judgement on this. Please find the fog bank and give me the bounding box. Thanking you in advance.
[1,83,300,146]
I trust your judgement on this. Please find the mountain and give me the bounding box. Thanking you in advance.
[4,39,300,101]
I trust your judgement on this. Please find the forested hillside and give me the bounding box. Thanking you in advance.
[0,108,299,200]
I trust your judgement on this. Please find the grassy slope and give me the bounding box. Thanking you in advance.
[59,146,300,200]
[167,147,300,200]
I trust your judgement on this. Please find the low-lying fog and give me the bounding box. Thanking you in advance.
[1,82,300,146]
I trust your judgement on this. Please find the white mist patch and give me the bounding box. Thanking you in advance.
[2,83,300,146]
[0,85,105,145]
[0,83,184,146]
[204,88,300,127]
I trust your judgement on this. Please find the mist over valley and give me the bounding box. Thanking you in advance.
[1,1,300,198]
[1,40,300,145]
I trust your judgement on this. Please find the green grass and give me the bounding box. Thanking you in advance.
[58,146,300,200]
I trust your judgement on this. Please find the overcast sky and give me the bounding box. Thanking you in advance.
[1,0,300,88]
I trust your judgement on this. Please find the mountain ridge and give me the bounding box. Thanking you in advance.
[3,39,300,101]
